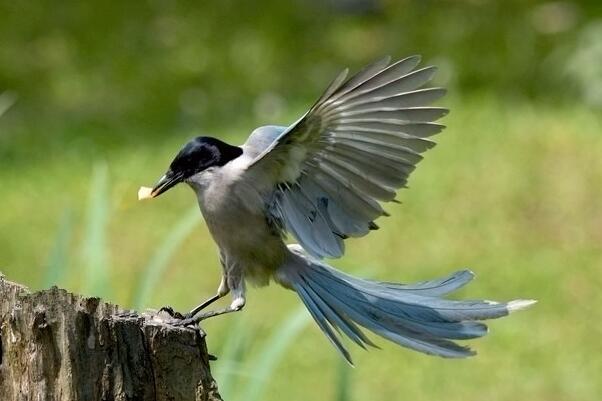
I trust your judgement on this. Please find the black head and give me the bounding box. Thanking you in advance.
[150,136,242,197]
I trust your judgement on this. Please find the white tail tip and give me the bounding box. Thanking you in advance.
[507,299,537,312]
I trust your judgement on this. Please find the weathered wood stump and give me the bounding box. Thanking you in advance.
[0,274,222,401]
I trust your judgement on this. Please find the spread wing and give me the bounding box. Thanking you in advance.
[247,56,447,259]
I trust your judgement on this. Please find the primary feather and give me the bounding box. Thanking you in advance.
[246,56,446,258]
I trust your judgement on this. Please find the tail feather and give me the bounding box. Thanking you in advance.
[278,245,535,364]
[309,264,512,322]
[295,283,353,362]
[310,275,489,340]
[300,276,378,348]
[300,274,477,360]
[377,269,475,296]
[303,269,481,358]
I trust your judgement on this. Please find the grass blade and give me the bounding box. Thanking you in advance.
[81,163,111,298]
[234,307,310,401]
[213,317,253,400]
[336,357,353,401]
[131,206,200,309]
[0,91,17,118]
[42,209,73,288]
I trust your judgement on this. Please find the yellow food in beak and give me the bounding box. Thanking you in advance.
[138,186,154,200]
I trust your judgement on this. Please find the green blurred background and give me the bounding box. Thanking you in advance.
[1,1,601,400]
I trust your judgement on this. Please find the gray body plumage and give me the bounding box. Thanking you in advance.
[181,56,534,364]
[188,126,289,289]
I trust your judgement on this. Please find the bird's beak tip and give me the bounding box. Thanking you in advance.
[145,172,182,199]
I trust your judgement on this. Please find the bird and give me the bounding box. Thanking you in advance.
[143,55,535,364]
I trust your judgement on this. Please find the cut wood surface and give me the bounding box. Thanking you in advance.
[0,273,222,401]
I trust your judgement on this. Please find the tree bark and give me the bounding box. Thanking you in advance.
[0,273,222,401]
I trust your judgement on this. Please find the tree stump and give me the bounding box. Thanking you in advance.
[0,274,222,401]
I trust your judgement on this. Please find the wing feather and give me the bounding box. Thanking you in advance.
[335,107,449,122]
[325,56,421,106]
[318,155,397,201]
[331,56,392,99]
[341,87,447,111]
[331,66,437,107]
[246,56,446,258]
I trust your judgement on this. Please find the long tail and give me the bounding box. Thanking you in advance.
[276,245,536,364]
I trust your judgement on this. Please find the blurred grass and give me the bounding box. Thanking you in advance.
[81,162,111,298]
[131,206,199,309]
[1,0,601,135]
[336,358,353,401]
[42,209,72,288]
[0,95,600,400]
[231,307,310,401]
[213,316,253,400]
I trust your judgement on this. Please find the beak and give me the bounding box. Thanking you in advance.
[151,171,183,198]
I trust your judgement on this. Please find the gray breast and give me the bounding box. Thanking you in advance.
[193,160,287,274]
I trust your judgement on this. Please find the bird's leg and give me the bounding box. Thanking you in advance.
[173,297,245,327]
[184,295,221,318]
[174,273,245,327]
[160,275,229,319]
[183,275,230,319]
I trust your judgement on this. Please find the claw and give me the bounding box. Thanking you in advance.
[172,317,198,327]
[159,306,186,320]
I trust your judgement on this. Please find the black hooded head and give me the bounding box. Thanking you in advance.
[170,137,242,177]
[151,136,242,197]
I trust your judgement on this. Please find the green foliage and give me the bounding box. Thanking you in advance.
[1,1,600,145]
[81,162,111,298]
[213,317,253,400]
[42,209,73,288]
[232,308,310,401]
[132,206,200,309]
[0,92,16,118]
[336,358,353,401]
[212,310,311,401]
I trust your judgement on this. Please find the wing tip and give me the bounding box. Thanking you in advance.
[404,54,422,65]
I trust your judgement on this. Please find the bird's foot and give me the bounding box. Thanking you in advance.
[158,305,187,320]
[169,309,228,327]
[171,316,200,327]
[159,306,203,328]
[157,309,207,339]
